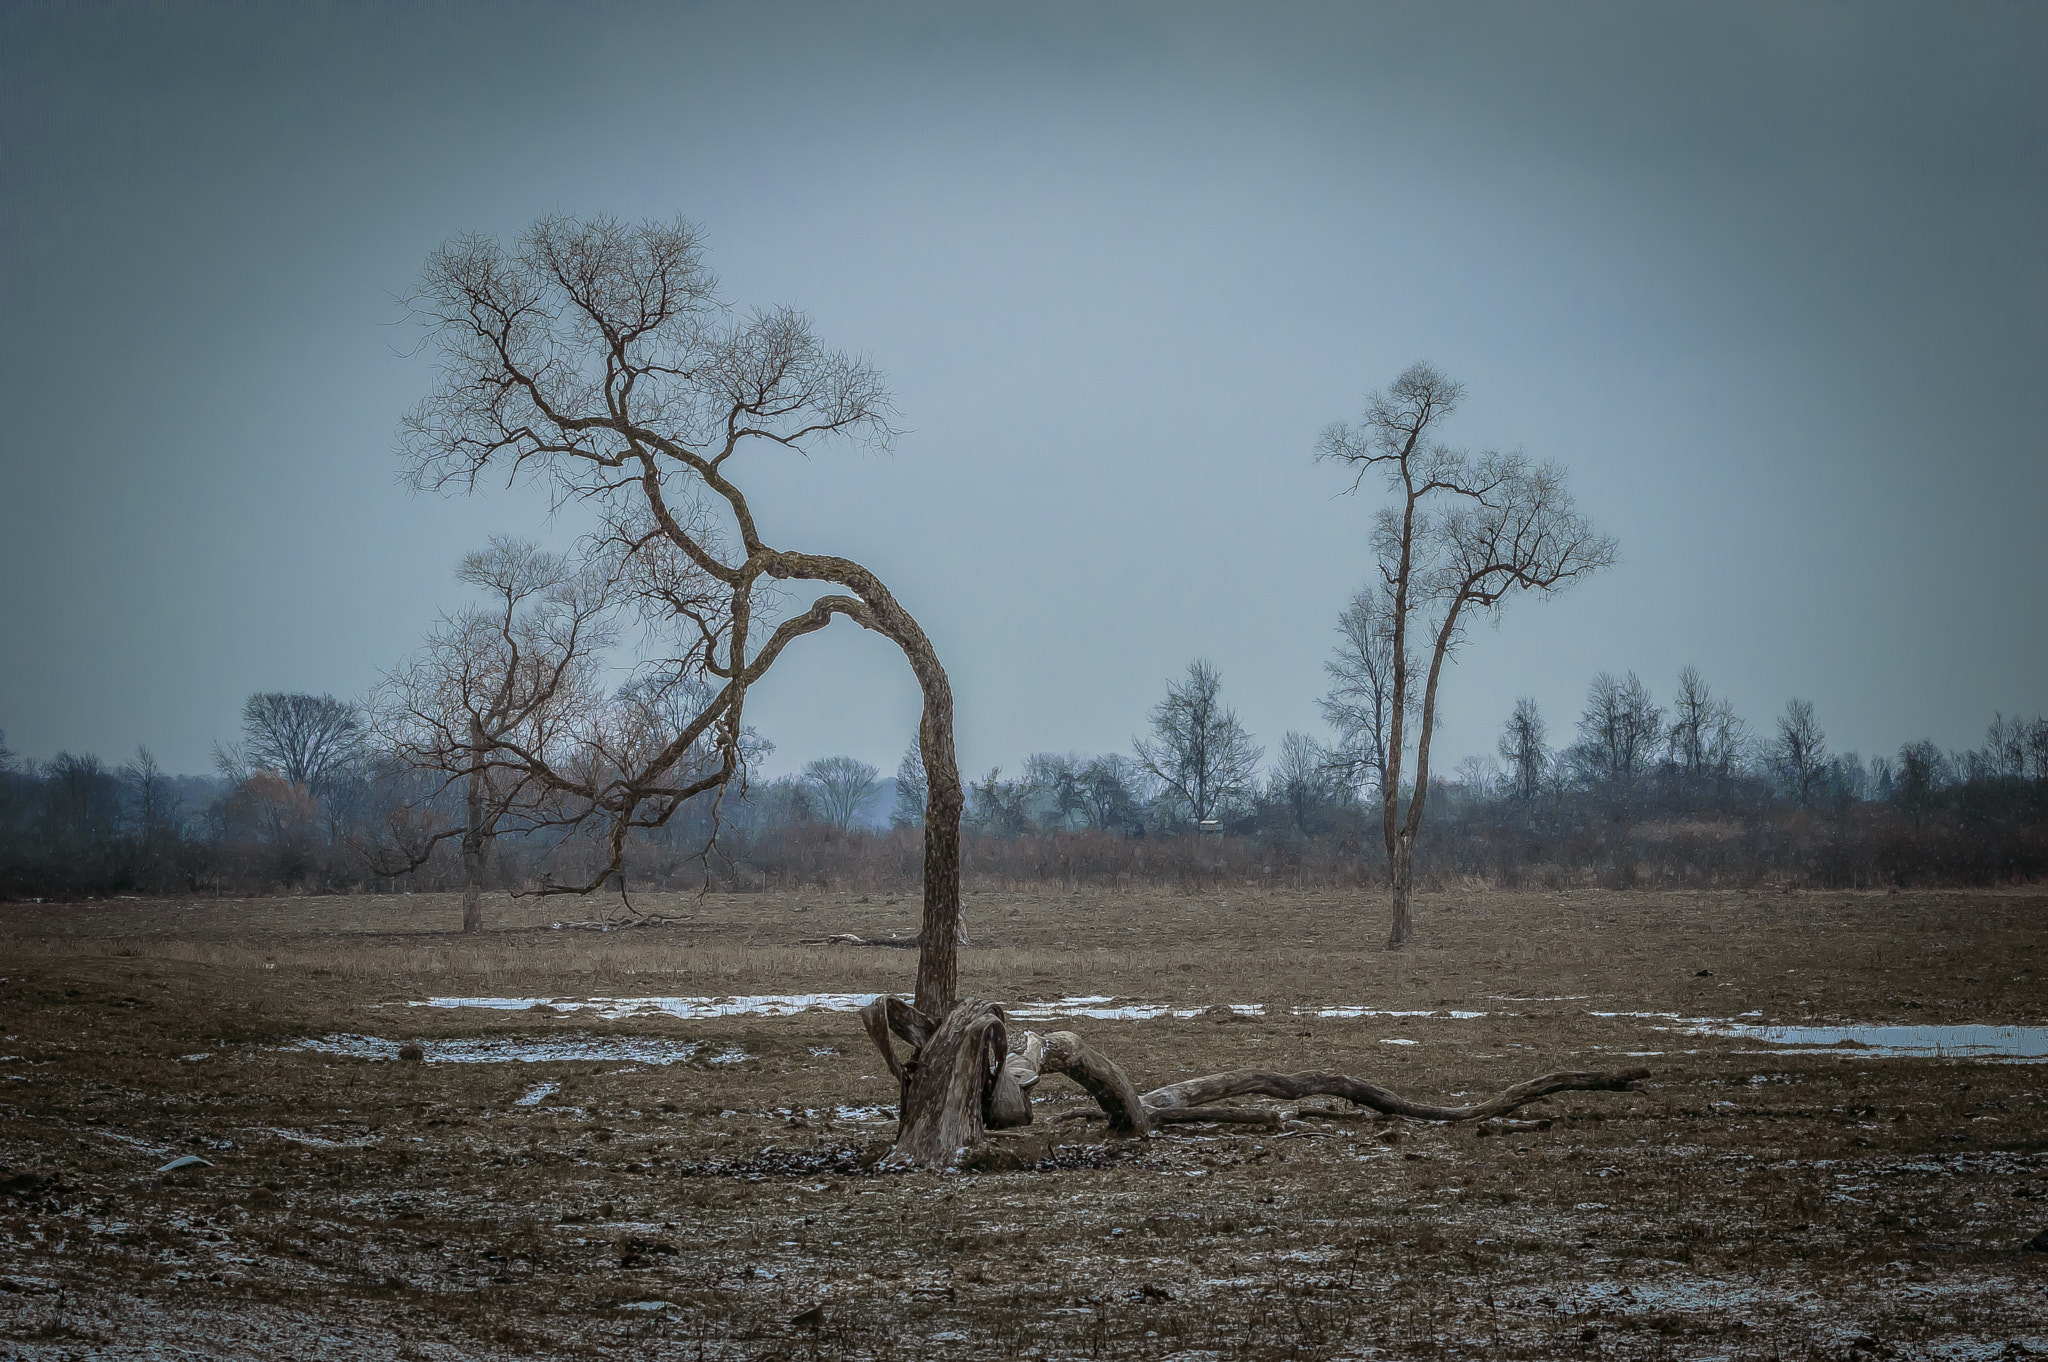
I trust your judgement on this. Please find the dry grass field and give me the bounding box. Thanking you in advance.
[1,885,2043,1360]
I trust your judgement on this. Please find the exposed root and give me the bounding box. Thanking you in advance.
[857,995,1648,1170]
[798,933,919,949]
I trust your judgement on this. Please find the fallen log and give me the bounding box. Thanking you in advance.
[855,994,1648,1170]
[1036,1030,1152,1135]
[1149,1104,1284,1128]
[1139,1066,1649,1122]
[798,933,919,949]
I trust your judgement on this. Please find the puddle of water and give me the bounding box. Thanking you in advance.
[1700,1021,2048,1060]
[418,993,883,1020]
[1595,1013,2048,1060]
[1006,998,1266,1021]
[416,994,1505,1024]
[514,1082,560,1107]
[288,1034,703,1065]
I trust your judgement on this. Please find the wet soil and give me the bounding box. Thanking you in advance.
[1,886,2043,1359]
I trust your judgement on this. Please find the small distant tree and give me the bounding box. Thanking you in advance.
[1893,739,1950,829]
[120,746,178,844]
[1982,712,2047,781]
[1021,753,1091,830]
[1571,671,1663,794]
[36,752,122,865]
[1825,751,1869,809]
[1497,697,1548,803]
[803,756,883,829]
[1452,754,1504,801]
[968,767,1036,837]
[369,537,616,932]
[231,693,364,808]
[1318,362,1615,945]
[1078,754,1150,834]
[1320,586,1404,803]
[890,742,927,829]
[1666,667,1709,772]
[1771,698,1829,809]
[1134,659,1263,827]
[220,771,321,885]
[1268,730,1344,836]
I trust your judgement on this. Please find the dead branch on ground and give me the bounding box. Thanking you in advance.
[856,995,1649,1169]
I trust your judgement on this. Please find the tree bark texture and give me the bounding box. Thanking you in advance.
[1386,836,1414,948]
[858,994,1646,1169]
[864,997,1025,1171]
[460,715,488,935]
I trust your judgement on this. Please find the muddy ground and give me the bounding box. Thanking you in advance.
[1,886,2043,1360]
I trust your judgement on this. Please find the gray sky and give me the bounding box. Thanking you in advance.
[3,2,2043,784]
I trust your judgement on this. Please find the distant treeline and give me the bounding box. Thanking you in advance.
[3,674,2044,900]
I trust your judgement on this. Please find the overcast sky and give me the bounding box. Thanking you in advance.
[3,2,2043,784]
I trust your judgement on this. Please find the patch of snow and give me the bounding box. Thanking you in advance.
[287,1034,702,1065]
[259,1127,379,1149]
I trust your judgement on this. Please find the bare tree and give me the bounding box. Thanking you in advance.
[1572,671,1664,792]
[890,741,926,829]
[1318,362,1616,946]
[233,692,364,810]
[2028,718,2048,782]
[803,756,882,829]
[1892,739,1950,829]
[1663,664,1749,806]
[120,745,178,844]
[1771,697,1829,808]
[1982,712,2045,781]
[1497,697,1548,803]
[1319,586,1405,802]
[1021,752,1092,830]
[968,767,1035,837]
[1665,665,1712,776]
[368,537,617,932]
[1134,659,1263,826]
[1078,753,1150,834]
[400,213,966,1020]
[1268,730,1344,836]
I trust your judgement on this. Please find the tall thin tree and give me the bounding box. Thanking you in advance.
[1318,363,1616,946]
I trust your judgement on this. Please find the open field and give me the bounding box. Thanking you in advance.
[1,886,2044,1360]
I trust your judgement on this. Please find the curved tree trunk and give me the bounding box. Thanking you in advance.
[767,552,963,1020]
